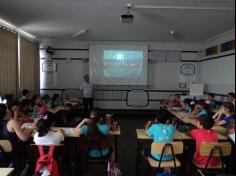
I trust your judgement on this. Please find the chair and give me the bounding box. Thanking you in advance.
[0,140,24,175]
[192,142,232,171]
[146,142,184,175]
[79,136,112,176]
[0,140,12,166]
[27,144,65,176]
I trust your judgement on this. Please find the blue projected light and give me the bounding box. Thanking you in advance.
[103,50,143,78]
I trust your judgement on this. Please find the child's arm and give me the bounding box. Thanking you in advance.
[144,121,153,134]
[76,118,89,129]
[215,119,226,126]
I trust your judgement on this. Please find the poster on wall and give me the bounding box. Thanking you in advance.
[42,61,57,72]
[179,63,196,88]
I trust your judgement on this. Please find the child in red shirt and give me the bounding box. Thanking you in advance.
[169,94,182,107]
[188,114,220,167]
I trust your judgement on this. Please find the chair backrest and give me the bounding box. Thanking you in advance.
[151,142,184,155]
[80,136,111,151]
[0,140,12,152]
[200,142,232,157]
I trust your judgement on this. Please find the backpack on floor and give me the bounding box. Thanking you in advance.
[107,162,122,176]
[33,145,59,176]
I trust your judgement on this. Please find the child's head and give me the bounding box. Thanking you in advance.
[42,94,51,104]
[156,110,170,124]
[227,119,235,134]
[195,100,207,110]
[227,92,235,102]
[175,94,180,99]
[36,111,54,137]
[22,89,30,97]
[11,100,20,112]
[89,109,102,123]
[0,104,7,120]
[183,98,195,110]
[197,114,214,130]
[207,93,215,101]
[52,93,60,101]
[221,102,235,115]
[20,99,31,114]
[32,95,41,106]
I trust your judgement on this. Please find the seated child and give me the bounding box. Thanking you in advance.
[169,94,182,108]
[188,115,219,167]
[227,119,235,143]
[144,110,175,161]
[205,93,217,111]
[34,112,65,145]
[75,109,114,161]
[183,98,195,113]
[192,100,208,118]
[213,102,235,128]
[227,92,235,106]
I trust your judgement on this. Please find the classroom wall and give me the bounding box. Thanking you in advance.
[199,29,235,100]
[40,41,200,109]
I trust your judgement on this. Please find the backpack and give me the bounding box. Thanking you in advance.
[107,162,122,176]
[33,145,60,176]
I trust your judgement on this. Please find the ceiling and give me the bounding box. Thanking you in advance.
[0,0,235,42]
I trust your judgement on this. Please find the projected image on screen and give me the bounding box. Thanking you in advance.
[103,50,143,78]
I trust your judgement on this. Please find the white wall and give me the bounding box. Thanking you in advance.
[40,41,200,109]
[199,29,235,97]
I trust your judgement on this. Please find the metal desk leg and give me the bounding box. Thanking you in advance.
[115,136,118,162]
[136,139,142,176]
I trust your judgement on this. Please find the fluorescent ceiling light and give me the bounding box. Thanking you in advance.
[72,29,88,38]
[133,5,235,10]
[198,0,234,2]
[0,18,37,39]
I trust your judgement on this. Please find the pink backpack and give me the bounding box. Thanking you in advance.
[107,162,122,176]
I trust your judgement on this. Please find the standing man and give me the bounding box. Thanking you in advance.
[80,74,94,115]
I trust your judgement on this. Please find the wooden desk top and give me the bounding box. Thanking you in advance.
[136,129,228,141]
[0,168,14,176]
[170,111,227,136]
[136,129,185,140]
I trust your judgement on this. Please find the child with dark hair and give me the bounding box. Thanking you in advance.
[169,94,182,107]
[19,89,30,102]
[0,103,32,163]
[227,92,235,106]
[31,95,41,119]
[34,112,65,145]
[144,110,175,174]
[227,119,235,143]
[188,115,219,167]
[206,93,217,110]
[76,109,114,161]
[144,110,175,160]
[192,100,209,118]
[51,93,61,109]
[183,98,195,113]
[213,102,235,128]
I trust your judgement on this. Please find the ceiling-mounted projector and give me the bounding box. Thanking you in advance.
[120,3,134,23]
[120,13,134,23]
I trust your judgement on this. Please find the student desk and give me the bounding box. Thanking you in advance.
[170,111,227,135]
[24,125,121,162]
[135,129,228,176]
[0,168,14,176]
[53,127,121,161]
